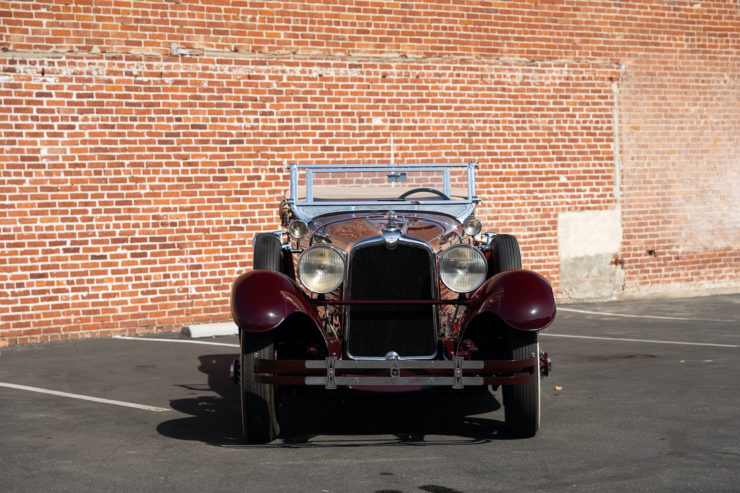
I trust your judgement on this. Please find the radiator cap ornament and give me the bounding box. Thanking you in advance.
[383,210,401,249]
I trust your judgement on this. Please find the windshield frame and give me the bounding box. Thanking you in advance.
[287,161,480,222]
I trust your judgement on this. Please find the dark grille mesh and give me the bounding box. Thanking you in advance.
[347,242,436,357]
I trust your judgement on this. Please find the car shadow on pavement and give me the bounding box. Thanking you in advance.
[156,354,513,447]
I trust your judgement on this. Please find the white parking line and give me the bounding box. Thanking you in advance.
[0,382,171,412]
[113,335,239,348]
[557,307,734,323]
[540,333,738,348]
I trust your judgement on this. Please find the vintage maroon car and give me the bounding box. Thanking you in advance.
[230,162,555,442]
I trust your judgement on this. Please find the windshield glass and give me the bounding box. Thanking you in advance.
[297,168,469,202]
[288,162,479,221]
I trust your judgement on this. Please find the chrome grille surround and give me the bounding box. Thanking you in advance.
[345,235,439,360]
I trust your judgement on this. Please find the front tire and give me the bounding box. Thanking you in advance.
[488,234,522,275]
[240,233,284,443]
[502,330,540,438]
[240,330,280,443]
[253,233,282,271]
[490,234,540,437]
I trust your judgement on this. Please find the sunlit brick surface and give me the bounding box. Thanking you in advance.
[1,1,738,344]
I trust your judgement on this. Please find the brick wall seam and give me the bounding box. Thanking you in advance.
[0,49,626,71]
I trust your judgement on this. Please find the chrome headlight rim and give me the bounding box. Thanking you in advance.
[297,244,346,294]
[438,244,487,294]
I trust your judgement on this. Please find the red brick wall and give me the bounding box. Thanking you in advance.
[1,1,738,344]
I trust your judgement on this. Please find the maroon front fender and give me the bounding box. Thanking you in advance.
[231,270,322,333]
[463,269,556,332]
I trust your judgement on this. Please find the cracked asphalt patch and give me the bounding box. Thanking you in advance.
[1,294,738,492]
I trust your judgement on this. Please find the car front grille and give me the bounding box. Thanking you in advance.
[346,240,437,358]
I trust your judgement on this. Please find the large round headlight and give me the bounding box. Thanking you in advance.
[439,244,487,293]
[298,245,345,293]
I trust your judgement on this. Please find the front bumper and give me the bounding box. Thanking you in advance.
[251,355,546,390]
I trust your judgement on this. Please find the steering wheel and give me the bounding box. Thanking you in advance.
[397,187,450,200]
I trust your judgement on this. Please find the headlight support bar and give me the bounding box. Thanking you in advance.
[309,299,469,306]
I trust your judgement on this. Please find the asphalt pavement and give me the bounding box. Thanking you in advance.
[1,294,738,492]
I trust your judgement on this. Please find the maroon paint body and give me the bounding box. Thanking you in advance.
[231,270,322,333]
[463,269,556,333]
